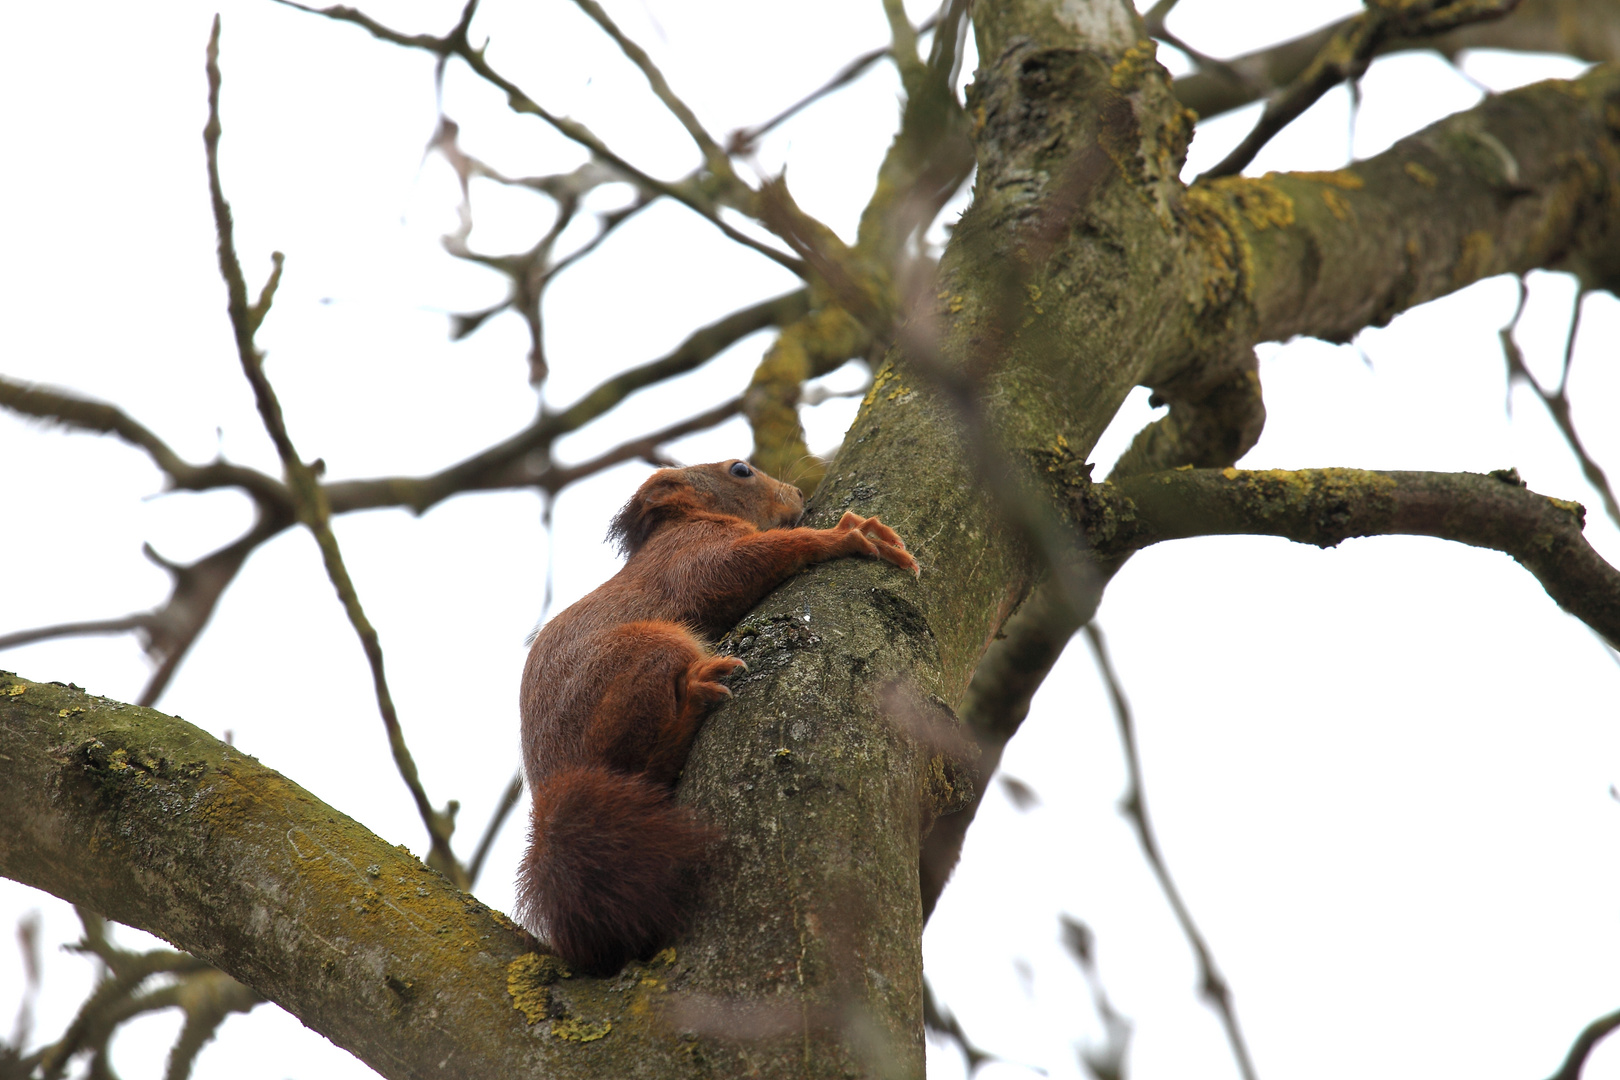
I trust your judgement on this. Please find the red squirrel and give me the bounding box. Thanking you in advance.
[517,459,918,974]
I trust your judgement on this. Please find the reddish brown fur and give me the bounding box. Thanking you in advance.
[517,459,917,973]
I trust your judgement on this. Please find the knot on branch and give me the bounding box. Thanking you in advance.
[1027,440,1141,557]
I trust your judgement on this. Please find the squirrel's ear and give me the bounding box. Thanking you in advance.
[607,474,678,556]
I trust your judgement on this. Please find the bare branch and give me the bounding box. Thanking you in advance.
[921,584,1091,917]
[1058,915,1133,1080]
[1545,1005,1620,1080]
[163,970,262,1080]
[543,396,744,488]
[881,0,927,96]
[465,771,523,888]
[567,0,732,179]
[1201,0,1523,180]
[325,289,803,513]
[7,910,41,1054]
[1083,624,1257,1080]
[1075,467,1620,648]
[0,617,150,652]
[1501,280,1620,529]
[276,0,808,276]
[0,512,287,712]
[922,979,998,1074]
[0,376,289,511]
[1,286,801,697]
[725,10,940,154]
[205,19,463,885]
[923,368,1266,919]
[31,912,215,1080]
[1193,66,1620,350]
[430,122,648,383]
[1169,0,1620,123]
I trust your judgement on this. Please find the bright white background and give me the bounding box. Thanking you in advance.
[2,1,1617,1078]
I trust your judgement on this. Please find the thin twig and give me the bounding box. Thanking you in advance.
[1059,915,1132,1080]
[0,617,150,651]
[323,292,799,514]
[922,979,1002,1074]
[1545,1005,1620,1080]
[543,396,745,488]
[0,376,289,511]
[205,17,464,885]
[275,0,807,276]
[1083,623,1259,1080]
[1142,0,1253,90]
[568,0,733,178]
[25,912,258,1080]
[1500,278,1620,528]
[466,772,523,888]
[882,0,927,96]
[1200,0,1522,179]
[727,12,940,154]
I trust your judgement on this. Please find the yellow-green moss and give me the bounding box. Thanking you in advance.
[1219,467,1397,514]
[1404,162,1438,188]
[1294,169,1365,189]
[858,362,900,416]
[507,952,568,1025]
[1454,230,1495,285]
[552,1018,612,1043]
[1180,186,1248,311]
[1206,176,1296,230]
[1109,39,1158,92]
[1321,188,1354,222]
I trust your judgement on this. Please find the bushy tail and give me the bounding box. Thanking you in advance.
[516,766,716,975]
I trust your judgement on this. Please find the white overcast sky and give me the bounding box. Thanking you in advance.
[2,2,1618,1079]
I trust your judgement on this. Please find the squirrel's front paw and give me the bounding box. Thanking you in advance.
[857,515,918,576]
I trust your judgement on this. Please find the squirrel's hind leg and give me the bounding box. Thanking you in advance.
[584,622,741,787]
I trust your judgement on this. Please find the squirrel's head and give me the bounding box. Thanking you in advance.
[607,460,805,556]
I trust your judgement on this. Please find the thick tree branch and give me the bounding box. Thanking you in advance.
[1184,62,1620,353]
[926,454,1615,920]
[0,675,656,1080]
[1074,466,1620,647]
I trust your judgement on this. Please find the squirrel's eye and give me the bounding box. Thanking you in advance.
[729,461,753,478]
